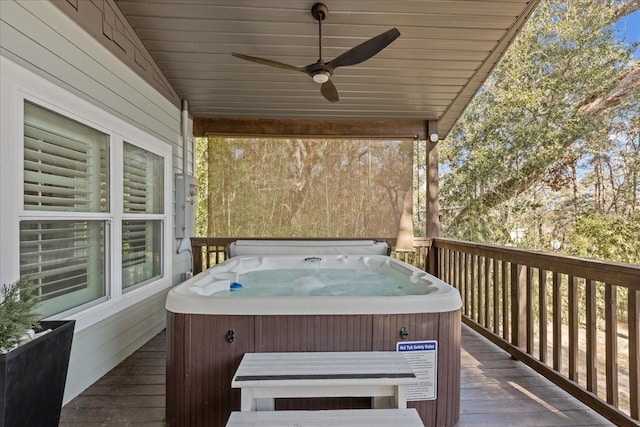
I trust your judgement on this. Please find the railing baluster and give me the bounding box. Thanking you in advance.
[585,279,597,393]
[605,284,618,407]
[553,272,562,372]
[629,288,640,419]
[455,251,461,293]
[526,267,534,354]
[460,251,465,301]
[511,263,526,349]
[493,260,499,335]
[484,257,491,329]
[464,253,469,317]
[478,256,484,324]
[502,260,509,341]
[539,269,547,363]
[446,248,452,283]
[444,249,450,283]
[568,275,578,382]
[470,255,476,322]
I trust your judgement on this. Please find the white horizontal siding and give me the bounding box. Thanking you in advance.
[0,0,191,403]
[1,1,179,142]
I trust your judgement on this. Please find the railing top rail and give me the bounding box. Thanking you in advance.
[433,238,640,290]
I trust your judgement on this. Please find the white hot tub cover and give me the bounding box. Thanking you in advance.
[228,240,390,257]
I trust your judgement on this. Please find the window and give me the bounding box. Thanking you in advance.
[122,142,164,290]
[21,102,110,317]
[16,100,170,318]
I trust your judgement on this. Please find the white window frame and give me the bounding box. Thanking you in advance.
[0,57,172,332]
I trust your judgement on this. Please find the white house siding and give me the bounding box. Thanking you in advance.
[0,0,193,403]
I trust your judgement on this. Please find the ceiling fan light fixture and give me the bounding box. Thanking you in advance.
[312,70,330,83]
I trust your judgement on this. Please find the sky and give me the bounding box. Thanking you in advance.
[615,11,640,58]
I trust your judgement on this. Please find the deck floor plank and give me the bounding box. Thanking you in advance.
[60,325,613,426]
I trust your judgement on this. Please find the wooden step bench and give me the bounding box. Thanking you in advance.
[231,351,419,411]
[226,408,424,427]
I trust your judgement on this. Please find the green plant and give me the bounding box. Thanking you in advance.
[0,279,40,351]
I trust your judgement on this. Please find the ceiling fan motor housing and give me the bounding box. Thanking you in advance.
[311,3,328,21]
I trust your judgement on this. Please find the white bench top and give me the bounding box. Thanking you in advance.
[226,408,424,427]
[232,351,417,387]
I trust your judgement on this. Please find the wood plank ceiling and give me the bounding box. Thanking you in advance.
[114,0,541,138]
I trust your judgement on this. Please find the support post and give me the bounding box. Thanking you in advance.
[426,120,440,238]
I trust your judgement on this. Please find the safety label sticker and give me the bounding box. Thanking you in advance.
[396,340,438,401]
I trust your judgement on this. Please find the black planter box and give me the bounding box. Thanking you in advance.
[0,320,75,427]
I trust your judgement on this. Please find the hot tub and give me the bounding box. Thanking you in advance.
[167,254,461,316]
[166,247,462,427]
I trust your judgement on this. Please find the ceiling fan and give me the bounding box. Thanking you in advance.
[231,2,400,103]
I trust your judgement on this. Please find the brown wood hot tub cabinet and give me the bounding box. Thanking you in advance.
[167,309,460,427]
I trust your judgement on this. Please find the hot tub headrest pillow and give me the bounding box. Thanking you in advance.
[228,240,390,257]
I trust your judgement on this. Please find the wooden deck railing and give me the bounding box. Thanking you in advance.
[190,236,639,426]
[428,238,639,427]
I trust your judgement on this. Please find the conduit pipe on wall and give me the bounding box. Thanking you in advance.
[177,99,193,272]
[181,99,189,174]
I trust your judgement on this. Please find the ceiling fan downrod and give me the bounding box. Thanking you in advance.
[311,3,330,83]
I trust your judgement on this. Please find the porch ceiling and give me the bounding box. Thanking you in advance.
[114,0,540,138]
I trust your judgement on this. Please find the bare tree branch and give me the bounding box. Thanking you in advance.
[614,0,640,20]
[578,65,640,116]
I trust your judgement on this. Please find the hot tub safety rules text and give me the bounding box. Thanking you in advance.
[396,340,437,401]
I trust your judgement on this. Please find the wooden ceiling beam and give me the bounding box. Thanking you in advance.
[194,117,428,140]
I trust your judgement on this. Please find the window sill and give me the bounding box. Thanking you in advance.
[45,278,172,333]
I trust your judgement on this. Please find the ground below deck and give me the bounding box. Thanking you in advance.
[59,324,613,426]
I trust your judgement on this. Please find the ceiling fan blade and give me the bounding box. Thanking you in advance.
[321,79,339,103]
[327,28,400,69]
[232,53,308,74]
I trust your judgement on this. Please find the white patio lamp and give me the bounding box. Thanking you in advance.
[550,239,562,250]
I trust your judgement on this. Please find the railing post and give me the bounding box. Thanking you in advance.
[192,239,203,274]
[427,241,439,278]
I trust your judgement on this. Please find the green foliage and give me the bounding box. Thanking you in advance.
[203,137,413,238]
[566,212,640,264]
[0,279,41,351]
[195,136,208,236]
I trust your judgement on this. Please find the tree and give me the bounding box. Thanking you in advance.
[440,0,640,260]
[202,137,413,238]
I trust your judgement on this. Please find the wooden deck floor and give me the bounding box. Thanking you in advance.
[59,324,613,426]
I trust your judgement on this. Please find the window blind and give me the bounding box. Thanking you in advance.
[23,102,109,212]
[20,221,105,317]
[122,143,163,289]
[21,102,108,316]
